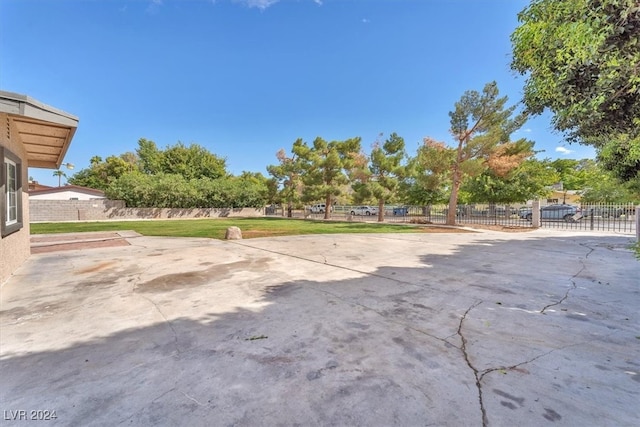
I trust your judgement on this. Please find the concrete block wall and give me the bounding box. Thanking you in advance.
[29,199,125,222]
[29,199,265,222]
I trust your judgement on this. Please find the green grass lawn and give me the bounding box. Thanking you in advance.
[30,217,429,240]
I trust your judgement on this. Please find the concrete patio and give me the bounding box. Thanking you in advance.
[1,229,639,426]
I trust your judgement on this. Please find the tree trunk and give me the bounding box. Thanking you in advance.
[377,199,385,222]
[447,137,465,226]
[324,194,332,220]
[447,178,461,225]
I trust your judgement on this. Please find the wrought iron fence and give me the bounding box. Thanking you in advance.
[265,202,638,234]
[544,202,638,233]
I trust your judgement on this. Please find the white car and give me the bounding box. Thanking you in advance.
[350,206,378,216]
[310,203,332,213]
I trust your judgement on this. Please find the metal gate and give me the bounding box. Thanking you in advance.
[539,203,637,234]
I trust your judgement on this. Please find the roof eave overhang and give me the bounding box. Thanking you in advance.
[0,91,79,169]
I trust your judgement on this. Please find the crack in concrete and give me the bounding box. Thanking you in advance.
[230,238,610,427]
[125,258,185,355]
[181,390,205,406]
[540,243,595,314]
[479,348,559,380]
[131,261,182,355]
[140,294,182,354]
[456,300,487,427]
[456,302,598,427]
[539,279,577,314]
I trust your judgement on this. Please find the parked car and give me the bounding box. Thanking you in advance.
[443,206,468,217]
[350,206,378,216]
[520,204,581,222]
[582,206,624,218]
[518,207,532,219]
[480,206,518,217]
[392,206,409,216]
[310,203,333,213]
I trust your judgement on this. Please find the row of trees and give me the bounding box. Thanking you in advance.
[67,81,637,223]
[68,140,268,208]
[267,82,637,225]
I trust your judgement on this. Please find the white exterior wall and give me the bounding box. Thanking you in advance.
[30,191,105,201]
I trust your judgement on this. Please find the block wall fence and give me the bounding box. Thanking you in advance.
[29,199,264,222]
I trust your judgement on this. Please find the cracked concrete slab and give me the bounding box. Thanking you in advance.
[1,229,639,426]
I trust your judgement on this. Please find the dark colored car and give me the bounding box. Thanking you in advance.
[392,206,409,216]
[582,206,624,218]
[520,204,581,222]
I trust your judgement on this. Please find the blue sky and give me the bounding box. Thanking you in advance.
[1,0,595,187]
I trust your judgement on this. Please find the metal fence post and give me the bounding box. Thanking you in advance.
[636,205,640,241]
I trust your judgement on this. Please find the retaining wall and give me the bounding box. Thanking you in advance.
[29,199,264,222]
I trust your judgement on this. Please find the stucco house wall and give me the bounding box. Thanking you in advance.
[1,91,78,285]
[0,113,31,285]
[547,190,581,205]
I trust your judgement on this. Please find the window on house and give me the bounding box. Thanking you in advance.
[1,147,23,237]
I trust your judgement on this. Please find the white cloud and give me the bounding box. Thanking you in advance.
[236,0,280,10]
[555,146,573,155]
[362,18,370,24]
[234,0,321,10]
[146,0,163,14]
[515,128,532,134]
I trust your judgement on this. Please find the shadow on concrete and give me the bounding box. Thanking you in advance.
[1,233,638,426]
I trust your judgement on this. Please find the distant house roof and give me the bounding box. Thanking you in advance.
[28,181,55,192]
[0,90,79,169]
[29,185,105,198]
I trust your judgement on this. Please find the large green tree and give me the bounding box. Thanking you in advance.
[68,154,135,190]
[444,82,532,225]
[106,172,268,208]
[462,158,556,204]
[70,139,242,207]
[352,133,407,222]
[401,138,454,207]
[71,139,228,192]
[579,168,640,202]
[136,139,227,180]
[511,0,640,182]
[547,157,639,202]
[292,136,362,220]
[267,149,304,217]
[548,158,592,203]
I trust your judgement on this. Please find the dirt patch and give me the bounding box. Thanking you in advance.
[76,261,117,274]
[418,226,475,233]
[241,229,292,238]
[31,239,130,254]
[30,233,122,243]
[408,218,533,233]
[465,224,537,233]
